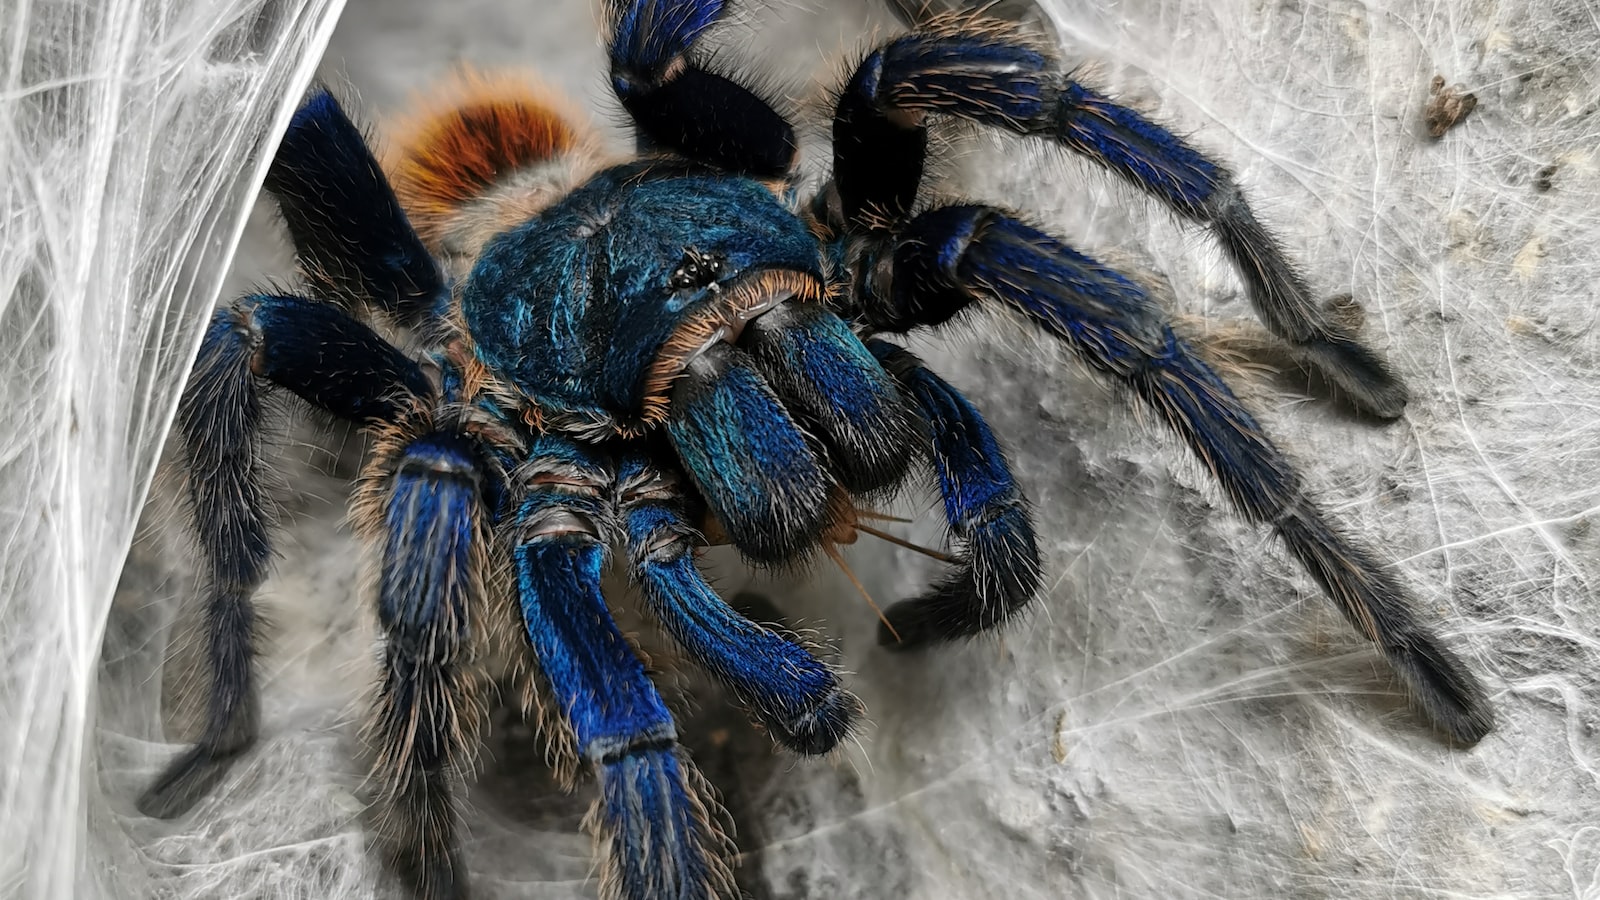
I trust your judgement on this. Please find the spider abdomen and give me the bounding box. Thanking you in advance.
[385,71,606,268]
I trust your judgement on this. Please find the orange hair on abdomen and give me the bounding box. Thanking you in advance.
[387,71,600,249]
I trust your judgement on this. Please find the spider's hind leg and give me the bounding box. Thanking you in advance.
[829,25,1406,418]
[855,204,1492,743]
[141,294,433,818]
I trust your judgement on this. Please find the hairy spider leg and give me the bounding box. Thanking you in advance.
[619,452,861,754]
[141,294,434,818]
[831,29,1407,418]
[864,340,1043,649]
[359,431,489,900]
[269,89,447,326]
[606,0,797,175]
[862,203,1492,743]
[512,437,734,900]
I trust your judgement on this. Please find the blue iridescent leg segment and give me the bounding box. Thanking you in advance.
[865,340,1042,649]
[832,29,1406,418]
[607,0,796,175]
[861,204,1491,742]
[619,453,861,754]
[512,437,734,900]
[140,296,432,819]
[364,432,486,900]
[268,90,445,324]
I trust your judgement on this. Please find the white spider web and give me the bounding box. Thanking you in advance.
[0,1,344,897]
[6,0,1599,898]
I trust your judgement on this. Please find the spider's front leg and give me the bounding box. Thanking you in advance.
[511,436,735,900]
[606,0,796,174]
[852,204,1493,743]
[618,452,862,754]
[830,25,1407,418]
[863,340,1042,647]
[140,294,432,819]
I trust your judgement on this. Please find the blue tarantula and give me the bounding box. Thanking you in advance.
[142,2,1495,897]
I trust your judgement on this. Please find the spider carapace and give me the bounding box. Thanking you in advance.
[141,2,1494,897]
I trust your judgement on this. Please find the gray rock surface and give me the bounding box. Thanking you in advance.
[104,0,1600,898]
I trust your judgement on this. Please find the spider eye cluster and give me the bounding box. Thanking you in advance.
[670,248,724,290]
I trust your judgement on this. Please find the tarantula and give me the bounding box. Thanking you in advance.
[141,1,1495,897]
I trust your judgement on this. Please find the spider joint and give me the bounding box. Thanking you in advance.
[586,726,678,765]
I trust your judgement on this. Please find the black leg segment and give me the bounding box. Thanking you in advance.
[608,0,797,175]
[832,27,1406,418]
[268,90,446,326]
[860,203,1491,742]
[245,293,434,423]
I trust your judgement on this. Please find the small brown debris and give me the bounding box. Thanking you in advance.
[1052,711,1069,763]
[1534,163,1558,192]
[1425,75,1478,139]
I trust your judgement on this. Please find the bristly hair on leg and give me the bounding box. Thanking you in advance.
[352,415,497,899]
[583,744,737,900]
[490,568,583,791]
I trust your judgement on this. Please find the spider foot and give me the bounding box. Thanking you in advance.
[877,502,1041,651]
[1386,635,1495,744]
[763,683,862,755]
[868,341,1043,649]
[137,737,252,819]
[377,769,470,900]
[1275,515,1494,743]
[140,585,260,819]
[1281,332,1409,420]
